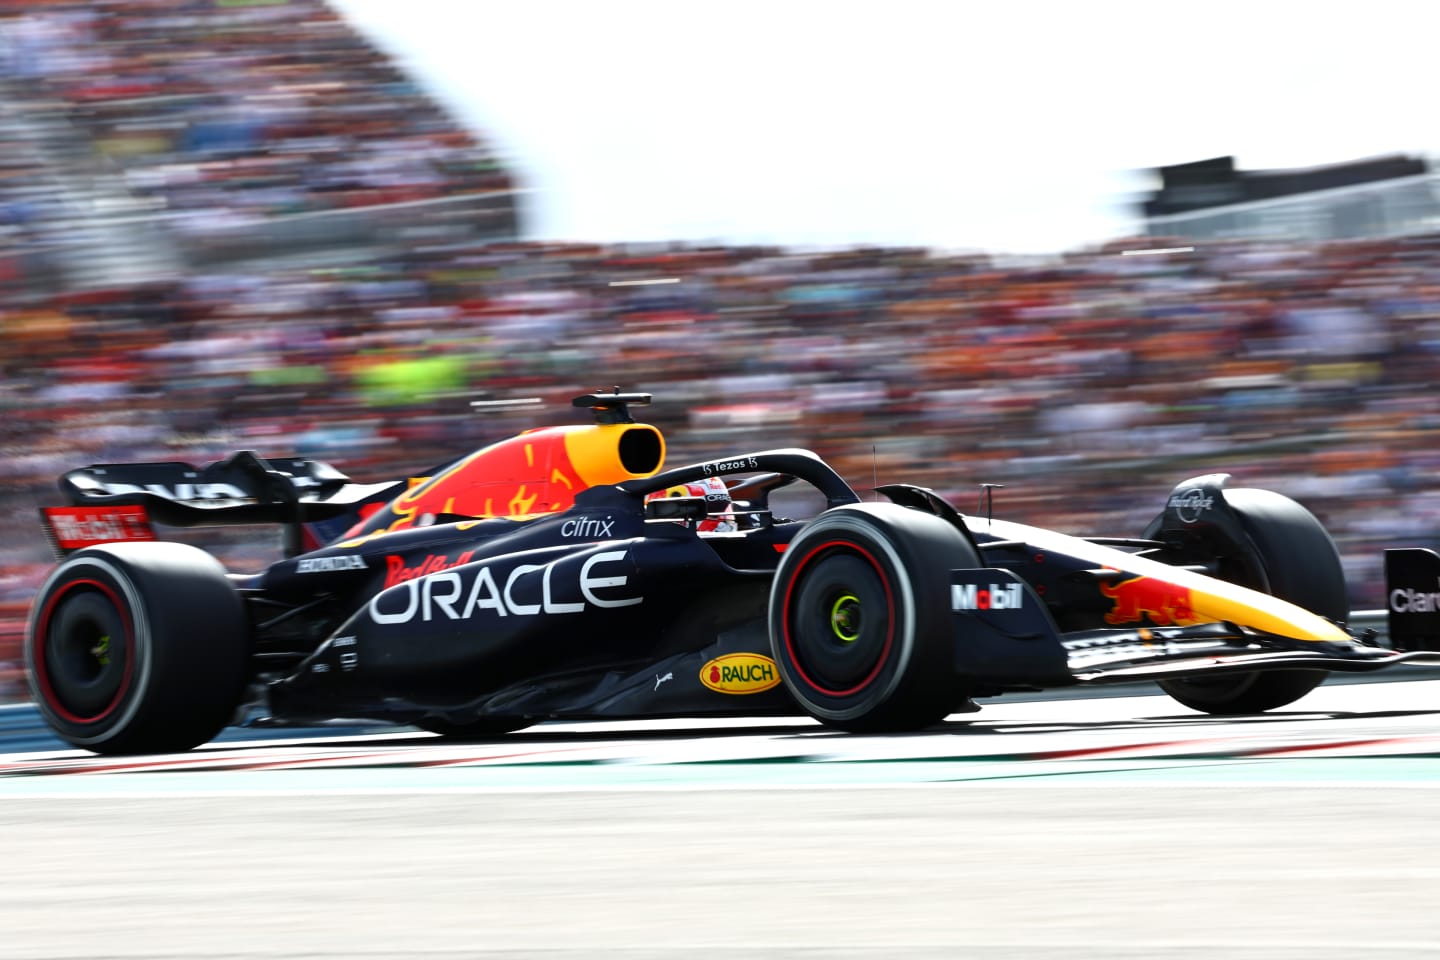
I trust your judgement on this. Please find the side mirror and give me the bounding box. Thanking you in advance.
[645,496,709,523]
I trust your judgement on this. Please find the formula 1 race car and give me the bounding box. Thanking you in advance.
[26,390,1440,754]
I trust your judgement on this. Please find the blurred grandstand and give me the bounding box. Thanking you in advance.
[0,0,520,294]
[1141,154,1440,244]
[3,1,1440,702]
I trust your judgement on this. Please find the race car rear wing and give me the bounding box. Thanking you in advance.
[45,450,403,558]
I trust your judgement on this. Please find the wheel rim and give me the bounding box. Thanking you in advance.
[33,580,134,724]
[782,542,895,696]
[830,594,862,643]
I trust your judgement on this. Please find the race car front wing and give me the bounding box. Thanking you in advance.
[948,567,1440,688]
[1060,621,1440,683]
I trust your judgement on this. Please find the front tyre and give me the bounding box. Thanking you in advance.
[26,543,250,754]
[768,503,981,732]
[1155,488,1344,714]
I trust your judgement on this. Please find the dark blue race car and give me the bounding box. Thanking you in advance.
[27,391,1439,754]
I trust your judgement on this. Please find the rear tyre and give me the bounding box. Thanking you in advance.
[768,503,981,732]
[1153,488,1344,714]
[26,543,250,754]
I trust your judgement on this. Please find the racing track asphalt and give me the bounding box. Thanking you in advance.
[4,678,1440,958]
[2,786,1439,959]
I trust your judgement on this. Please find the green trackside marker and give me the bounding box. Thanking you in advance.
[93,635,111,667]
[830,595,861,642]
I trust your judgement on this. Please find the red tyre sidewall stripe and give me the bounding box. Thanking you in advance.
[781,539,895,697]
[30,577,136,726]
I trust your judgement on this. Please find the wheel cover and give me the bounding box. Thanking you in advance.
[782,542,895,697]
[32,579,134,725]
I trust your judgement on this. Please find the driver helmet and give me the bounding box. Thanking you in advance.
[648,476,737,532]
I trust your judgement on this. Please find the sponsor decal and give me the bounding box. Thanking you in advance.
[42,506,155,549]
[700,456,758,477]
[952,582,1024,611]
[384,550,476,589]
[1391,579,1440,613]
[560,516,615,539]
[1167,488,1214,524]
[296,555,368,573]
[699,653,781,694]
[330,636,360,672]
[1100,575,1200,626]
[97,481,250,501]
[357,427,607,539]
[369,549,641,625]
[654,671,674,691]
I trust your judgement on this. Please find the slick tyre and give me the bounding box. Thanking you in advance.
[1153,488,1345,714]
[769,503,980,732]
[26,542,250,754]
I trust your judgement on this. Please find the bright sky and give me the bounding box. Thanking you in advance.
[331,0,1439,254]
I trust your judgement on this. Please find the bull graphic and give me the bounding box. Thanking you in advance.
[1100,575,1199,626]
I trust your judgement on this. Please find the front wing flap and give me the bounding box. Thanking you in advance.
[1061,620,1440,682]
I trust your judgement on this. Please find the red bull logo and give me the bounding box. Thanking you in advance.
[384,550,476,589]
[340,422,665,542]
[1100,575,1200,626]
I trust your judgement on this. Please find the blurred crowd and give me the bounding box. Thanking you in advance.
[0,0,511,252]
[5,235,1440,606]
[4,1,1440,702]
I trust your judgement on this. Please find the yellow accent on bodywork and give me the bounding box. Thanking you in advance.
[983,518,1350,644]
[563,423,665,486]
[1182,584,1348,643]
